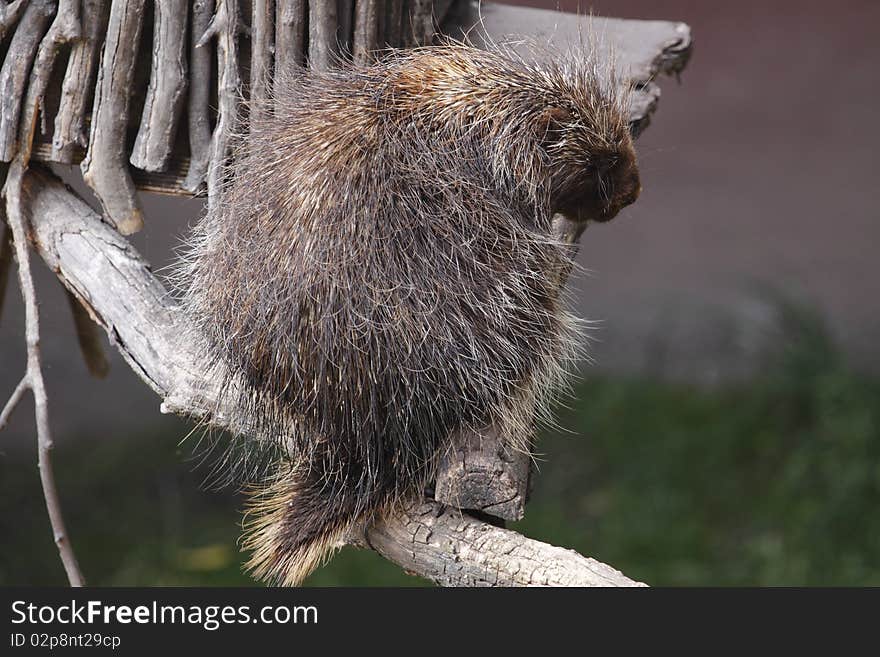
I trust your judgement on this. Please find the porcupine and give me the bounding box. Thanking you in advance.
[177,42,641,585]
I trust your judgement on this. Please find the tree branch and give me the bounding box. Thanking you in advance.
[183,0,214,193]
[80,0,146,234]
[249,0,274,109]
[307,0,337,70]
[273,0,304,74]
[21,164,644,587]
[130,0,188,172]
[0,0,30,41]
[52,0,110,164]
[3,160,85,586]
[0,0,55,162]
[199,0,240,211]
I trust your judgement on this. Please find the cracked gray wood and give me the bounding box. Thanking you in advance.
[183,0,214,192]
[0,0,55,161]
[20,165,644,587]
[353,0,378,63]
[200,0,240,210]
[308,0,337,70]
[130,0,188,171]
[52,0,110,163]
[250,0,274,108]
[80,0,146,234]
[367,501,643,586]
[274,0,304,74]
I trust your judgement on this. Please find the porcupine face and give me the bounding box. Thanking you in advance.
[539,103,641,224]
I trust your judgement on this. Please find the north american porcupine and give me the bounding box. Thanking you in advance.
[177,42,641,585]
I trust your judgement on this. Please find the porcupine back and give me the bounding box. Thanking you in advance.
[177,42,632,585]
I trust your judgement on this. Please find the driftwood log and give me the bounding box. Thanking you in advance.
[1,0,692,586]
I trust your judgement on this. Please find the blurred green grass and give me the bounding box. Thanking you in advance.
[2,306,879,586]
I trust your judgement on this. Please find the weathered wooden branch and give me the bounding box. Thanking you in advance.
[367,501,642,586]
[200,0,240,210]
[0,0,30,42]
[0,0,55,161]
[130,0,188,171]
[52,0,110,164]
[3,160,85,586]
[80,0,146,234]
[183,0,214,193]
[20,165,644,587]
[18,0,81,164]
[307,0,337,70]
[249,0,274,108]
[273,0,304,74]
[352,0,379,63]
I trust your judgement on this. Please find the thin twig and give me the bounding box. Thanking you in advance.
[0,375,28,431]
[2,160,85,586]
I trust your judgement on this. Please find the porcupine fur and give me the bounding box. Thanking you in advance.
[175,41,641,585]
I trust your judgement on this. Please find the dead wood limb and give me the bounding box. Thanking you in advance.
[273,0,303,74]
[52,0,110,164]
[2,160,85,586]
[0,0,55,162]
[183,0,214,193]
[435,425,531,522]
[17,0,81,165]
[249,0,273,108]
[80,0,146,234]
[21,165,644,587]
[130,0,188,172]
[352,0,378,63]
[307,0,337,70]
[0,374,28,430]
[0,0,30,41]
[199,0,240,211]
[367,501,643,586]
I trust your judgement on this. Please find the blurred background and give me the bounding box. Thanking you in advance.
[2,0,878,585]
